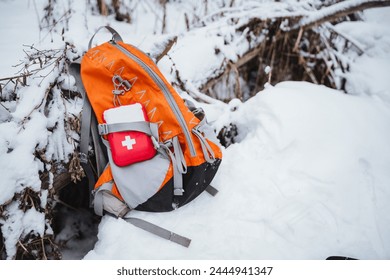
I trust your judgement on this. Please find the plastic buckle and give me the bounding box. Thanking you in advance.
[98,124,109,135]
[172,202,179,210]
[79,152,88,164]
[164,139,173,148]
[122,80,132,91]
[112,89,125,95]
[112,75,123,86]
[174,188,184,196]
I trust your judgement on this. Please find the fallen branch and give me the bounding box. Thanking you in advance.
[40,168,72,193]
[185,81,226,105]
[324,22,365,55]
[192,0,385,99]
[154,36,177,63]
[200,44,265,93]
[0,73,33,82]
[289,0,390,31]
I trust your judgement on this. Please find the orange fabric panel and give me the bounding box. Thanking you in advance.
[95,165,113,189]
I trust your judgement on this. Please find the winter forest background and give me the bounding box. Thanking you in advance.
[1,0,390,260]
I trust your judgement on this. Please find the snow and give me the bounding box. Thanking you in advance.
[0,0,40,77]
[1,201,46,258]
[84,81,390,260]
[297,0,378,28]
[1,1,390,260]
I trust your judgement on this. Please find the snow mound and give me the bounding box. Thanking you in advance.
[84,82,390,260]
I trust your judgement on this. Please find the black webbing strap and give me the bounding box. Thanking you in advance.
[205,185,219,196]
[123,217,191,248]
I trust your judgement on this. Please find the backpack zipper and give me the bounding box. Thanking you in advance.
[109,41,197,157]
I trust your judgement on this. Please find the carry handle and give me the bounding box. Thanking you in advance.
[88,26,123,49]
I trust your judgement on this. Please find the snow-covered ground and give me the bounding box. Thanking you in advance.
[1,1,390,260]
[85,81,390,260]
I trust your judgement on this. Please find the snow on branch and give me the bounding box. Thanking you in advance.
[2,0,388,260]
[289,0,390,30]
[165,0,388,102]
[0,42,84,259]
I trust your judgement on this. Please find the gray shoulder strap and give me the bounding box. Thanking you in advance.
[69,62,108,206]
[69,62,108,175]
[123,217,191,248]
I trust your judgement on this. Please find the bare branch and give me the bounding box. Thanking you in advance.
[0,73,33,82]
[155,36,178,63]
[290,0,390,31]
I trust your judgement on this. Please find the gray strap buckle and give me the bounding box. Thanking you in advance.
[112,75,132,93]
[79,152,88,164]
[98,123,109,135]
[174,188,184,196]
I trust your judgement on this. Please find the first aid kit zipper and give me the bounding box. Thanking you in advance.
[109,41,197,157]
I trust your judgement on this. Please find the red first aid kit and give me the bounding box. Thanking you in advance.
[103,103,156,167]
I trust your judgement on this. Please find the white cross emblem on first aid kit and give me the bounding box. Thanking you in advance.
[122,135,136,150]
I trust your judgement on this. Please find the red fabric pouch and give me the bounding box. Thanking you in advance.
[103,103,156,167]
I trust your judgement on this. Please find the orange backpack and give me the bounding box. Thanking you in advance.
[70,26,222,247]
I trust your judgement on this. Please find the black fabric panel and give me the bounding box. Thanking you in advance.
[135,177,174,212]
[135,159,222,212]
[179,159,221,207]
